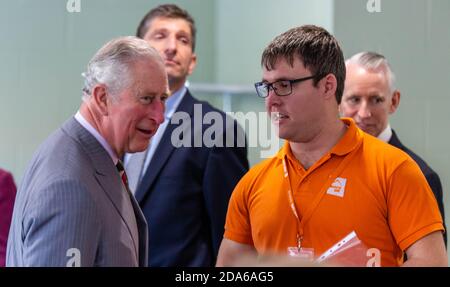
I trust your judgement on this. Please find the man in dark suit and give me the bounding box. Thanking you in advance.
[125,4,249,266]
[0,168,16,267]
[340,51,446,245]
[7,37,169,266]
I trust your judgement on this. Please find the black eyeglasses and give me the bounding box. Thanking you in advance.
[254,75,319,98]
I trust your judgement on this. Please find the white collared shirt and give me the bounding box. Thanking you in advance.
[74,111,119,165]
[377,123,393,143]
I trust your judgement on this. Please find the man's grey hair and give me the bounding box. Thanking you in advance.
[82,36,162,101]
[346,51,396,92]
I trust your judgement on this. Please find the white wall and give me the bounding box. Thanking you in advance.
[215,0,334,85]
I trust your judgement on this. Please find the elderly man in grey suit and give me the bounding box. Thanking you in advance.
[6,36,169,267]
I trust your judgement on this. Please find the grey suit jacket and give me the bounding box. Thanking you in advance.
[6,117,148,266]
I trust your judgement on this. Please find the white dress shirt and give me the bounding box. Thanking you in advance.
[377,123,393,143]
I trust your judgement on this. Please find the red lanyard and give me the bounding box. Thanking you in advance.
[282,157,306,250]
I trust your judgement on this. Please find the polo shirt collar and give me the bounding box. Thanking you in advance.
[276,117,362,161]
[330,117,362,156]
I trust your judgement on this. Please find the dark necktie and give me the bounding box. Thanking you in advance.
[116,160,129,190]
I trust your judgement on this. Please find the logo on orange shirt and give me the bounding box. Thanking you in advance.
[326,177,347,198]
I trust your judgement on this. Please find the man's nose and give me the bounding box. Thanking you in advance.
[265,87,281,107]
[357,101,372,118]
[164,36,177,54]
[151,100,165,125]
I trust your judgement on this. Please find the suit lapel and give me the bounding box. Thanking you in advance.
[134,91,195,203]
[128,193,148,266]
[62,117,140,260]
[94,174,140,261]
[388,129,405,150]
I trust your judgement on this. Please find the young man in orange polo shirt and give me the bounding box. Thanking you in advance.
[216,25,446,267]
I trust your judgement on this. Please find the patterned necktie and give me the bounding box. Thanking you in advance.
[116,160,129,190]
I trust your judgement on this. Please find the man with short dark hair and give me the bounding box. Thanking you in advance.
[7,36,168,266]
[340,51,446,245]
[217,25,446,267]
[125,4,249,267]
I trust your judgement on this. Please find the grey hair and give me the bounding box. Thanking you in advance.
[82,36,162,101]
[346,51,396,92]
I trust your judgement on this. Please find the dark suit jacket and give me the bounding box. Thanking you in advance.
[389,129,446,245]
[135,90,249,266]
[0,169,16,267]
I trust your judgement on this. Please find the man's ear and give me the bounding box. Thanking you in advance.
[322,73,338,100]
[187,53,197,76]
[389,90,401,114]
[91,84,109,116]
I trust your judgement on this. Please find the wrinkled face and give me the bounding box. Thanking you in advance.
[104,59,169,157]
[143,17,196,90]
[263,56,324,142]
[340,64,398,137]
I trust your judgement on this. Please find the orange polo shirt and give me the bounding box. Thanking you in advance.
[224,118,444,266]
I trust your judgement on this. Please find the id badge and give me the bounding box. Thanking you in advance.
[287,247,315,260]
